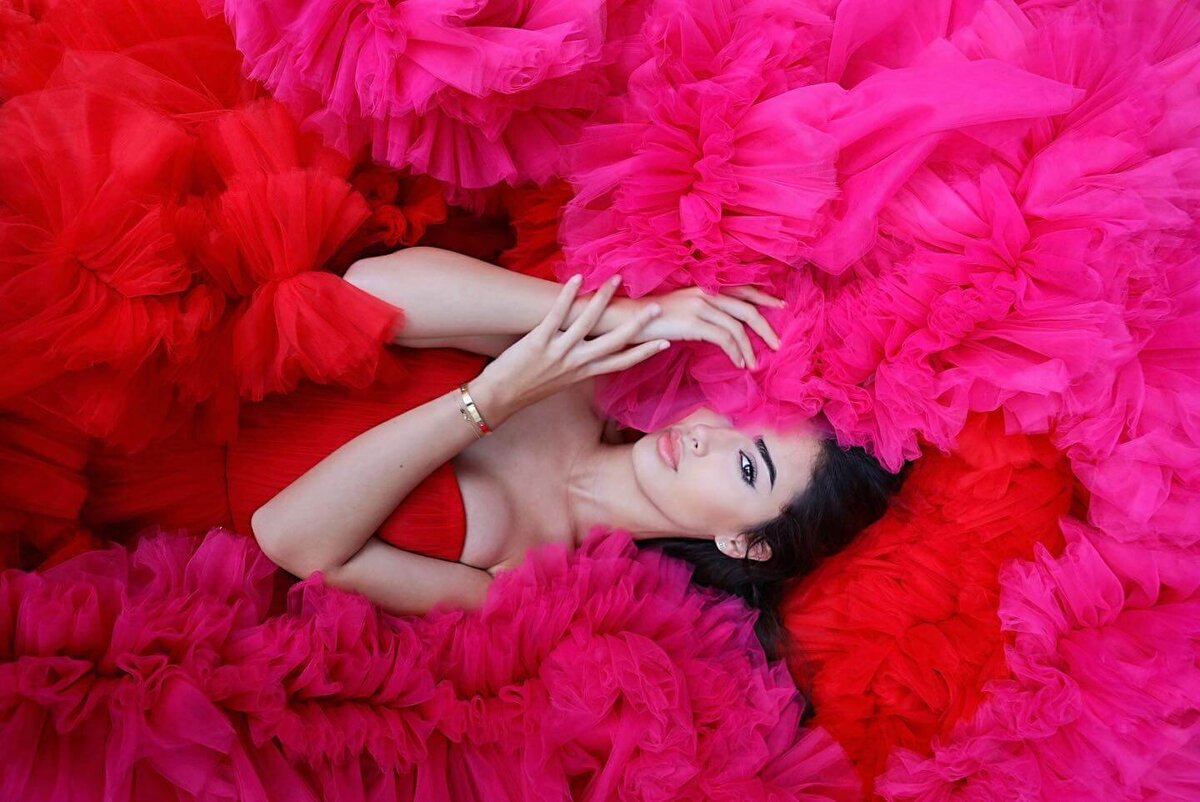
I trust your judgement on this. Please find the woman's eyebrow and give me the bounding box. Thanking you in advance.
[755,437,776,489]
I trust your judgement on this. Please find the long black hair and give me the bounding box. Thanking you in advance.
[636,438,908,662]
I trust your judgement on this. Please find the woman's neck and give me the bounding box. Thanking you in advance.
[564,438,704,545]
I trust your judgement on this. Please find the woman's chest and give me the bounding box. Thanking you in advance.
[452,383,602,572]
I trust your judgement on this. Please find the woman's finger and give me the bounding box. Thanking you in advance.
[536,275,583,338]
[687,320,743,368]
[726,286,786,308]
[585,340,670,376]
[707,294,782,350]
[559,275,621,347]
[576,300,660,360]
[699,310,755,368]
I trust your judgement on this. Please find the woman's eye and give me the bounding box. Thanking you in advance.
[740,451,756,486]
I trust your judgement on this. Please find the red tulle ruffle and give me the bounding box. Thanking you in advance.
[0,0,406,453]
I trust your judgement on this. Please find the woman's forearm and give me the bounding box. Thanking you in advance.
[323,538,494,615]
[343,246,630,342]
[250,373,513,578]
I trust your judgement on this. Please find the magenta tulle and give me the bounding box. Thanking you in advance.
[563,47,1079,296]
[0,527,859,801]
[208,0,652,188]
[571,0,1200,502]
[553,0,1200,796]
[876,521,1200,801]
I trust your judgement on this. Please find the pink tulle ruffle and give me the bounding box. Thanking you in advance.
[876,521,1200,801]
[576,0,1200,494]
[212,0,651,188]
[0,526,860,801]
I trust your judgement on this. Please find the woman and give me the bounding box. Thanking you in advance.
[251,246,905,657]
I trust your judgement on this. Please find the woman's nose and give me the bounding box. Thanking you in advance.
[688,425,710,456]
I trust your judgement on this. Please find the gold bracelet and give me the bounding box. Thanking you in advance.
[458,383,493,438]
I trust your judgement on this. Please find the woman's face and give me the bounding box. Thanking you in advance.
[631,408,823,559]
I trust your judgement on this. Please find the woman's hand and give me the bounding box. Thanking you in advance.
[615,286,786,369]
[468,275,667,426]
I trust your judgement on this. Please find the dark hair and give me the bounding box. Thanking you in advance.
[636,439,908,663]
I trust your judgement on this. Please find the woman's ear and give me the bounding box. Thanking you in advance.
[744,535,772,562]
[717,533,772,561]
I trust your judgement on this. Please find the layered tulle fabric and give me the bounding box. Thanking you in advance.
[0,0,407,452]
[782,414,1074,788]
[497,181,574,281]
[781,3,1197,797]
[0,527,860,801]
[561,1,1079,298]
[564,0,1200,478]
[347,164,450,255]
[508,0,1199,796]
[0,403,101,570]
[208,0,654,188]
[0,76,225,447]
[0,0,454,575]
[4,0,1200,797]
[876,522,1200,801]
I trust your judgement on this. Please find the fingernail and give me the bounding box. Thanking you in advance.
[611,275,622,286]
[648,303,661,315]
[658,340,670,350]
[568,275,582,285]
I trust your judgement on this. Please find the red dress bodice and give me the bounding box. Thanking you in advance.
[226,347,488,561]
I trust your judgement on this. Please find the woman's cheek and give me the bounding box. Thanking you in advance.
[691,470,729,524]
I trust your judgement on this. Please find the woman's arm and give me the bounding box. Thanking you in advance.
[343,246,631,349]
[344,246,787,366]
[250,380,503,580]
[380,332,520,358]
[251,278,662,615]
[323,539,494,615]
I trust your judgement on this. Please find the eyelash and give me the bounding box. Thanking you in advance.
[740,451,756,486]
